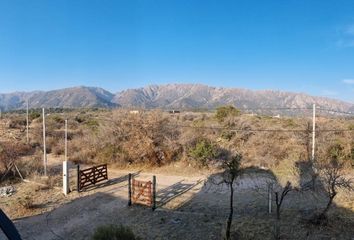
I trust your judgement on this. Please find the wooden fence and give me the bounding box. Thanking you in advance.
[77,164,108,191]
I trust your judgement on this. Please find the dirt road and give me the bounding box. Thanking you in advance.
[9,168,354,240]
[14,170,224,240]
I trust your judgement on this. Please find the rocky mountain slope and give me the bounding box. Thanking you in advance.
[0,84,353,113]
[0,86,116,111]
[113,84,354,112]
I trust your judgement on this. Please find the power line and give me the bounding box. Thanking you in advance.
[238,107,354,116]
[316,108,354,116]
[92,117,354,133]
[166,124,308,132]
[238,107,312,111]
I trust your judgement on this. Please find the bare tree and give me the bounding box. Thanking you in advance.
[0,141,31,180]
[252,177,295,240]
[315,158,353,223]
[214,152,243,240]
[273,181,294,240]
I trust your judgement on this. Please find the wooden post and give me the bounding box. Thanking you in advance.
[65,120,68,162]
[312,103,316,162]
[26,100,29,143]
[268,183,272,214]
[152,175,156,211]
[311,104,317,190]
[63,119,69,195]
[128,173,132,206]
[77,164,80,192]
[93,166,96,184]
[63,161,68,195]
[42,108,47,176]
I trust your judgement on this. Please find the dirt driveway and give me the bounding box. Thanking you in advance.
[10,168,354,240]
[13,170,225,240]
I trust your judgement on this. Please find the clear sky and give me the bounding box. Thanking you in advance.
[0,0,354,102]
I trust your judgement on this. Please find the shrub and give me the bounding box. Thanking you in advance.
[18,195,35,209]
[8,117,26,128]
[75,115,85,123]
[215,105,240,122]
[51,139,65,155]
[51,114,65,124]
[283,118,298,128]
[85,119,99,130]
[189,140,217,166]
[221,131,235,141]
[29,112,41,120]
[92,225,139,240]
[17,155,43,177]
[0,142,32,174]
[327,142,344,160]
[97,144,125,163]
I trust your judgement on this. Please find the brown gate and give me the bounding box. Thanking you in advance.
[132,179,152,206]
[128,174,156,210]
[77,164,108,191]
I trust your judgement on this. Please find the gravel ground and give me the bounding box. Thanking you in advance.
[7,169,354,240]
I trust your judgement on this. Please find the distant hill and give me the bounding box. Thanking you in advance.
[0,86,116,111]
[1,84,353,114]
[113,84,354,113]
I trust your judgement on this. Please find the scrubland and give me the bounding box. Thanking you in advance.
[0,107,353,239]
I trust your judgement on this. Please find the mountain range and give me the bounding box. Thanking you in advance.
[0,84,353,113]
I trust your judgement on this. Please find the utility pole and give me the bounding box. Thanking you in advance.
[311,104,316,162]
[43,108,47,176]
[65,119,68,162]
[310,104,318,190]
[26,100,29,143]
[63,119,69,195]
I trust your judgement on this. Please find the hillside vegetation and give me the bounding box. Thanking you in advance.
[1,107,353,179]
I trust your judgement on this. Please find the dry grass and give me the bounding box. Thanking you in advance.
[2,109,353,183]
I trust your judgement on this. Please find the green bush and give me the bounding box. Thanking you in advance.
[189,140,217,166]
[74,114,99,129]
[283,118,298,128]
[328,142,344,160]
[85,119,99,130]
[215,105,240,122]
[29,112,41,120]
[51,114,64,124]
[92,225,139,240]
[221,130,235,141]
[75,115,85,123]
[97,144,127,163]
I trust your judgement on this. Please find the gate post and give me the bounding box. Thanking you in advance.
[268,183,272,214]
[152,175,156,211]
[128,173,132,206]
[77,164,80,192]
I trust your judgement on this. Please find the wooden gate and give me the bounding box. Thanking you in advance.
[132,179,152,206]
[77,164,108,191]
[128,174,156,210]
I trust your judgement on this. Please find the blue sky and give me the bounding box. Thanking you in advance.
[0,0,354,102]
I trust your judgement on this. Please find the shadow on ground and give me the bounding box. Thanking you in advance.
[10,162,354,240]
